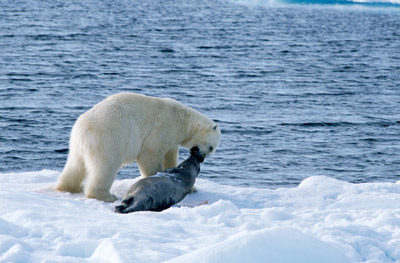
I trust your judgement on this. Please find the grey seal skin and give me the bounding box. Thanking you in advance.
[115,147,205,213]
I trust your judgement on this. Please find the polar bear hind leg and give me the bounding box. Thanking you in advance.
[84,155,120,202]
[56,153,86,193]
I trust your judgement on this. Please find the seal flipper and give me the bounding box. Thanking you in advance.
[115,197,134,213]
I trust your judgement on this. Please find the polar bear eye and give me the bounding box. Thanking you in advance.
[209,146,213,152]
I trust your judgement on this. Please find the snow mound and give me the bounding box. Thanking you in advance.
[168,227,350,263]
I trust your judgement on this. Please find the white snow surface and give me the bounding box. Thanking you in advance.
[1,170,400,263]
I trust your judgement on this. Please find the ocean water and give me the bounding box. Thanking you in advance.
[1,0,400,188]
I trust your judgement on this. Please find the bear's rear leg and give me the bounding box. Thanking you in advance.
[84,162,119,202]
[56,155,86,193]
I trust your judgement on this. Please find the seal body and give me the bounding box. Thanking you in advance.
[115,147,204,213]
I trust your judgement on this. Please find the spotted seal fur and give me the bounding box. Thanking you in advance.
[115,147,204,213]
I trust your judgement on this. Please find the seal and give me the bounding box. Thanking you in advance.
[115,147,205,213]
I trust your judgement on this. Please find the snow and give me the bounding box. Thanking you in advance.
[1,170,400,263]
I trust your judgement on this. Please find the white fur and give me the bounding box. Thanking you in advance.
[56,92,221,202]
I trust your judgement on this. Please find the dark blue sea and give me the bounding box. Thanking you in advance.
[1,0,400,188]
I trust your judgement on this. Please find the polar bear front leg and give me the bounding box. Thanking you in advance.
[163,147,179,170]
[137,150,164,178]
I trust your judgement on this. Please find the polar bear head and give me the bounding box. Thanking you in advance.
[188,122,221,157]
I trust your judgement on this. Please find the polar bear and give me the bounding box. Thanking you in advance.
[55,92,221,202]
